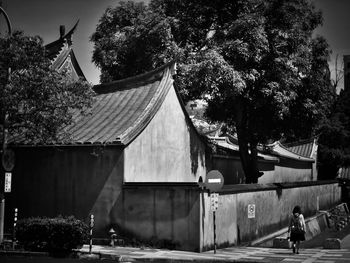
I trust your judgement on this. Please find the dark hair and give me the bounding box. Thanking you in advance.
[292,205,302,214]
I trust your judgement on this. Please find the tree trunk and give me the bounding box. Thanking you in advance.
[235,102,262,184]
[249,140,262,183]
[237,127,254,183]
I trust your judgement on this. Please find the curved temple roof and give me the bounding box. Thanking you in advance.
[62,62,175,145]
[338,167,350,180]
[45,21,86,80]
[284,138,317,158]
[266,141,315,162]
[209,136,280,163]
[208,135,316,163]
[45,21,79,60]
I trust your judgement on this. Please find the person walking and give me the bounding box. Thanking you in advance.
[287,205,306,254]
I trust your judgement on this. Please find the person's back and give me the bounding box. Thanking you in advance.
[290,214,304,233]
[288,206,306,254]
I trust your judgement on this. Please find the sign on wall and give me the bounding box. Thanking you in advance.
[248,204,255,218]
[210,193,219,211]
[4,172,12,193]
[205,170,224,192]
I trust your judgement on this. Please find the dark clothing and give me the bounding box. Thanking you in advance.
[288,213,306,242]
[290,230,305,242]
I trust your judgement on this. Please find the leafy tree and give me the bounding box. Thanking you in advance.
[0,31,94,145]
[91,1,179,83]
[318,88,350,179]
[331,54,344,91]
[283,36,336,141]
[91,0,334,183]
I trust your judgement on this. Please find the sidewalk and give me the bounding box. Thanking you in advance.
[79,244,350,262]
[78,224,350,263]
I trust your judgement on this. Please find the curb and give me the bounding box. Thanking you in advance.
[77,250,269,263]
[77,251,124,261]
[0,250,49,257]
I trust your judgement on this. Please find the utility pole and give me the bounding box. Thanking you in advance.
[0,5,12,244]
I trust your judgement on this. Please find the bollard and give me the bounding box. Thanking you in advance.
[89,214,94,254]
[12,208,18,249]
[0,199,4,244]
[109,228,117,247]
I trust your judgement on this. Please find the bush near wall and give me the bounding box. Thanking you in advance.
[16,216,89,254]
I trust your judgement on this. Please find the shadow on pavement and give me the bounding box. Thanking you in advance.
[302,223,350,248]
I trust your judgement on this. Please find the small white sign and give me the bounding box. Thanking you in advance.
[205,170,224,192]
[210,193,219,211]
[248,204,255,218]
[208,178,221,183]
[4,172,12,193]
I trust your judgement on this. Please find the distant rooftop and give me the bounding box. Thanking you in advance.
[284,138,317,158]
[44,21,86,80]
[338,166,350,180]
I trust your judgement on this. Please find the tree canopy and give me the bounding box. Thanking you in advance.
[91,1,179,83]
[318,88,350,179]
[0,31,94,145]
[91,0,335,183]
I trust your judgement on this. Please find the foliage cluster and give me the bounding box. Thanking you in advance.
[0,31,94,145]
[318,88,350,179]
[16,216,89,254]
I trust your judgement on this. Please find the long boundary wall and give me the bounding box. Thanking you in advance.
[119,181,341,252]
[199,181,341,251]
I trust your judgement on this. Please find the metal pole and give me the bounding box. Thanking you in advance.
[0,7,12,35]
[89,214,94,254]
[0,6,12,245]
[12,207,17,249]
[213,210,216,254]
[0,198,4,243]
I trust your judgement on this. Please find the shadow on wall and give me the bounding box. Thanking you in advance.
[113,186,200,251]
[8,146,124,236]
[107,223,181,249]
[189,125,207,175]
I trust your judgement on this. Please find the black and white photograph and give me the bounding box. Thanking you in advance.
[1,0,350,262]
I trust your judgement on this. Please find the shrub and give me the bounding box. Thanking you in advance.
[16,216,89,254]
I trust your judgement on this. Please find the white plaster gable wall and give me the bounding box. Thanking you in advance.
[124,86,206,182]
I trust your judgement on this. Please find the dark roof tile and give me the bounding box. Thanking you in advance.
[339,167,350,179]
[284,138,316,158]
[61,62,175,145]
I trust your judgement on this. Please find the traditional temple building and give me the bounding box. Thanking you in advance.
[339,167,350,179]
[8,62,207,250]
[206,136,316,184]
[45,21,86,81]
[8,60,337,252]
[284,138,318,180]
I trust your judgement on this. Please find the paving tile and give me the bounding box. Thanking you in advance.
[78,244,350,263]
[281,259,304,262]
[241,255,265,260]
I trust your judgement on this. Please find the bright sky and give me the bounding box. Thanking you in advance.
[1,0,349,88]
[314,0,350,91]
[1,0,123,85]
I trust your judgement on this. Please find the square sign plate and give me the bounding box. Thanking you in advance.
[248,204,255,218]
[4,172,12,193]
